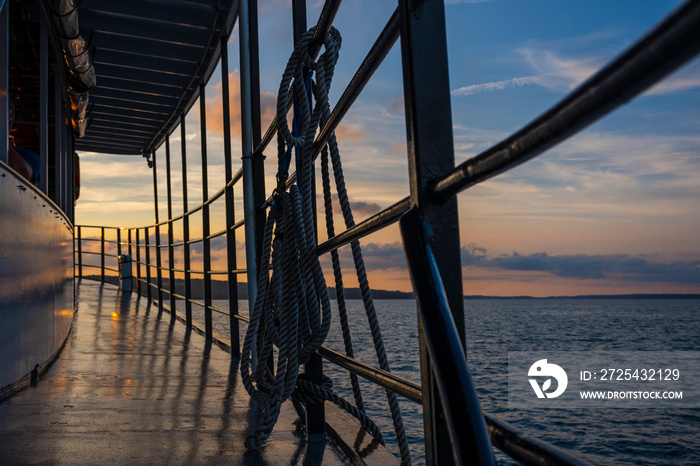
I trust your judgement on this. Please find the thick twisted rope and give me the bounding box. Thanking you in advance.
[242,25,411,465]
[292,375,385,445]
[240,26,336,450]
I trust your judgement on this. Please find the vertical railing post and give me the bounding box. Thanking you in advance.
[127,228,133,289]
[165,137,176,320]
[117,228,122,258]
[136,228,142,295]
[248,0,266,264]
[180,116,193,329]
[200,85,213,336]
[286,0,325,437]
[77,225,82,278]
[145,227,151,300]
[0,0,8,165]
[100,227,105,283]
[153,151,163,308]
[398,0,471,463]
[221,34,240,355]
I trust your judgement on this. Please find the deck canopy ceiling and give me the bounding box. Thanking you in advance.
[73,0,238,155]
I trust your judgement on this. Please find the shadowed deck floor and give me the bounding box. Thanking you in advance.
[0,280,395,465]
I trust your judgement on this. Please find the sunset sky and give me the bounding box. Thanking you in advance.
[75,0,700,297]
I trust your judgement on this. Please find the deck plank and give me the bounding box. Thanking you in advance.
[0,280,375,465]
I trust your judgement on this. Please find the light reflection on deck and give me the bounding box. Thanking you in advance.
[0,280,394,465]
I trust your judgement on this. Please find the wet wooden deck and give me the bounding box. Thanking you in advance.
[0,280,397,465]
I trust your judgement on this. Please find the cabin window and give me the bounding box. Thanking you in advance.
[4,0,74,220]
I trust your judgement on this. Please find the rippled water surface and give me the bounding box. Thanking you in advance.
[195,298,700,465]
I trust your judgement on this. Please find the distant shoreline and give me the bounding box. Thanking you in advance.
[464,294,700,300]
[81,276,699,300]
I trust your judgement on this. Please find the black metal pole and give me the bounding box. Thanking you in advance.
[400,209,494,465]
[153,151,164,308]
[200,84,213,337]
[398,0,467,463]
[291,0,324,438]
[136,228,141,295]
[181,116,193,328]
[221,35,240,356]
[77,225,82,278]
[100,227,105,283]
[145,227,151,300]
[165,137,176,321]
[127,229,133,291]
[249,0,266,277]
[117,228,122,258]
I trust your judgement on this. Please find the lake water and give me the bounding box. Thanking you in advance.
[189,298,700,465]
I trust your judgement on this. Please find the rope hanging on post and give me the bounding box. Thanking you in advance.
[240,26,336,450]
[241,25,411,465]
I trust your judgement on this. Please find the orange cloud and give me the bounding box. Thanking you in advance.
[387,141,406,155]
[334,124,367,144]
[206,70,277,138]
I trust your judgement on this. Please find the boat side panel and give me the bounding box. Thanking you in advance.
[0,163,74,391]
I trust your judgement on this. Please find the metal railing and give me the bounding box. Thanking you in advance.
[74,0,700,464]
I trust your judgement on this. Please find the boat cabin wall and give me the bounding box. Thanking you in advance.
[0,163,74,393]
[0,0,76,394]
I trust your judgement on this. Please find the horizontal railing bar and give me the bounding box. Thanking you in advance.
[210,306,229,316]
[206,270,229,275]
[253,0,343,156]
[187,299,205,308]
[316,196,410,255]
[207,228,227,240]
[204,184,227,208]
[210,304,235,318]
[74,225,120,230]
[484,415,593,466]
[186,238,204,246]
[78,251,106,256]
[231,219,245,231]
[79,264,112,271]
[317,346,421,403]
[170,241,186,247]
[430,0,700,202]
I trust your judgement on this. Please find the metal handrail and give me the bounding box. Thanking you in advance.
[317,196,410,255]
[430,0,700,202]
[400,208,493,464]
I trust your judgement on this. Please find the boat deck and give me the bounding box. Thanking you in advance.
[0,280,395,465]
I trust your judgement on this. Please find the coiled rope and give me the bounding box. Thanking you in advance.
[241,26,411,465]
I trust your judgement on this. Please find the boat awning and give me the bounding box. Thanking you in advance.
[73,0,238,156]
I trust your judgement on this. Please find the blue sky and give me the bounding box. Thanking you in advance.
[76,0,700,296]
